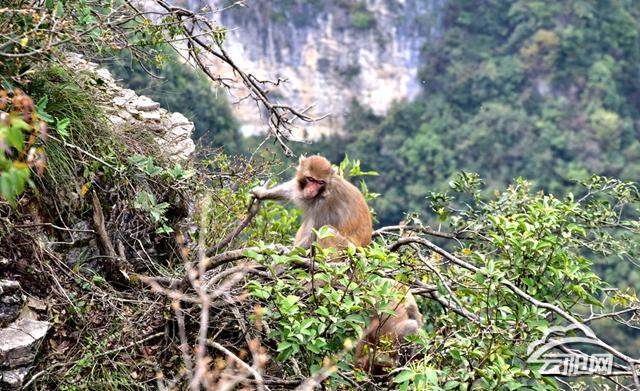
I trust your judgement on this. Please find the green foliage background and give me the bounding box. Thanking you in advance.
[2,0,640,388]
[305,0,640,226]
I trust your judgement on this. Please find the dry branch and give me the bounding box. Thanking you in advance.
[209,198,261,255]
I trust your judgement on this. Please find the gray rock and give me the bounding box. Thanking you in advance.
[65,242,100,269]
[0,281,23,327]
[134,96,160,112]
[116,110,134,124]
[125,103,140,115]
[112,96,130,107]
[69,221,94,245]
[139,110,161,122]
[0,367,29,390]
[108,115,126,127]
[66,52,195,161]
[120,89,136,101]
[0,319,50,368]
[157,121,196,160]
[95,68,115,84]
[169,112,191,127]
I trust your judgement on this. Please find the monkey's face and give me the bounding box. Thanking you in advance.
[301,176,326,199]
[297,155,333,200]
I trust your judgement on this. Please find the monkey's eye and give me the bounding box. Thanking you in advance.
[317,180,326,186]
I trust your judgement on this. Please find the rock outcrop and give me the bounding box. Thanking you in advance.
[65,53,196,161]
[0,281,22,327]
[0,280,50,390]
[185,0,444,138]
[0,56,199,389]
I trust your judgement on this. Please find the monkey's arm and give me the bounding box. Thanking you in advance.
[251,180,296,201]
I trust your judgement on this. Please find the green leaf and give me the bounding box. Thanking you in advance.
[55,1,64,17]
[6,126,24,150]
[36,97,54,123]
[281,295,300,312]
[56,117,70,138]
[506,381,524,390]
[424,367,438,384]
[393,369,416,383]
[444,380,460,390]
[0,166,30,202]
[36,96,48,111]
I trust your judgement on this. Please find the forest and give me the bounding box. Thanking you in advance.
[0,0,639,390]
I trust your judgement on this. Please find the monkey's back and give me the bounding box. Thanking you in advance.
[306,175,372,247]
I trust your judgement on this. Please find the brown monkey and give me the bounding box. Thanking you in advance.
[354,282,423,374]
[252,155,422,373]
[251,155,372,249]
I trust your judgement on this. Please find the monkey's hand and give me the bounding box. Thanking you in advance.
[250,186,268,200]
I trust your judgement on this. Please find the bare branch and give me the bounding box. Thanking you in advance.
[209,198,261,254]
[209,341,266,391]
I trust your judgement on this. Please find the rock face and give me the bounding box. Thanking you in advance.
[0,319,50,368]
[65,53,196,161]
[0,280,51,390]
[179,0,443,138]
[0,281,23,327]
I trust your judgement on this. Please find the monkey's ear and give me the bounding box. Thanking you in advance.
[297,154,306,169]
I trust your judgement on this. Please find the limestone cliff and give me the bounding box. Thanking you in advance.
[178,0,443,139]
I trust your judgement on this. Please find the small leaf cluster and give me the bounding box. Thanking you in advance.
[0,89,48,202]
[128,154,196,235]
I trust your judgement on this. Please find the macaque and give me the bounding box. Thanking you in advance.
[252,155,423,373]
[251,155,372,249]
[354,282,424,374]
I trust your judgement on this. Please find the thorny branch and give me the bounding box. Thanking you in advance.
[208,197,261,255]
[389,236,640,382]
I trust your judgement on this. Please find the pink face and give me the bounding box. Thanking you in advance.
[303,176,326,199]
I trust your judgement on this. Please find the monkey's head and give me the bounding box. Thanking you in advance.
[296,155,333,200]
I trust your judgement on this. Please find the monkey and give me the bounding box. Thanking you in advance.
[251,155,372,249]
[251,155,423,374]
[354,282,424,375]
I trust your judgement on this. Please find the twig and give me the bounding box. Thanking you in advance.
[92,191,117,258]
[91,191,128,284]
[373,224,465,240]
[209,341,266,391]
[209,198,261,254]
[180,245,278,290]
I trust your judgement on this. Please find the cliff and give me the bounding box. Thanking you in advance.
[184,0,444,139]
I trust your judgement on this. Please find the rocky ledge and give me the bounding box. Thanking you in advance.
[65,53,196,161]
